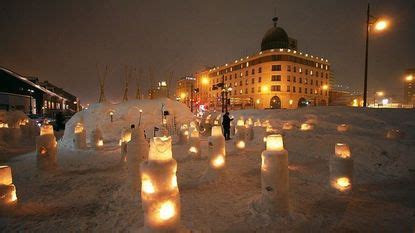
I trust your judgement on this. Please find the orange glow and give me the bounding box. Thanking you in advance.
[212,155,225,168]
[97,140,104,146]
[374,20,388,31]
[266,134,284,151]
[406,75,413,82]
[40,147,47,155]
[74,123,84,134]
[336,177,351,188]
[159,201,176,220]
[142,176,155,194]
[188,146,198,154]
[201,76,209,85]
[335,143,351,159]
[261,85,269,93]
[236,140,245,149]
[322,85,328,90]
[300,123,312,131]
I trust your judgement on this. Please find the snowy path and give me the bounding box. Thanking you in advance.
[1,107,414,232]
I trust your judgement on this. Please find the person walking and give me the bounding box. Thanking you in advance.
[222,112,233,140]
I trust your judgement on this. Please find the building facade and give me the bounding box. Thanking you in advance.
[175,76,195,108]
[148,81,169,99]
[0,67,79,116]
[194,17,330,110]
[404,69,414,105]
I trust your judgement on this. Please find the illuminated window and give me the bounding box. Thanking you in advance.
[310,70,313,76]
[239,90,243,94]
[272,65,281,71]
[271,85,281,92]
[240,72,243,77]
[271,75,281,81]
[299,67,302,73]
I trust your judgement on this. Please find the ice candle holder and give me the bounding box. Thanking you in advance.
[329,143,353,193]
[36,124,58,170]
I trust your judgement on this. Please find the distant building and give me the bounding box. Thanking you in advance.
[404,69,414,105]
[148,81,169,99]
[194,17,330,110]
[175,76,195,109]
[329,90,363,107]
[0,67,79,116]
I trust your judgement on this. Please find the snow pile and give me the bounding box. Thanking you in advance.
[0,110,37,150]
[61,98,194,149]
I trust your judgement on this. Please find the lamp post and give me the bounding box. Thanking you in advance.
[363,3,389,107]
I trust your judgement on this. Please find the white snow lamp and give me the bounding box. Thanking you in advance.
[91,127,104,150]
[199,126,226,183]
[140,136,182,232]
[329,143,353,193]
[235,119,246,152]
[187,128,201,158]
[300,123,313,131]
[74,123,87,149]
[0,165,17,207]
[36,124,58,170]
[260,134,290,215]
[337,124,349,133]
[178,124,189,145]
[120,127,132,162]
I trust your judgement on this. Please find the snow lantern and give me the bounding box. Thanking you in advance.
[329,143,353,193]
[187,128,201,158]
[282,122,294,130]
[140,136,182,232]
[36,124,57,170]
[200,126,226,182]
[0,122,8,128]
[178,124,189,145]
[235,119,246,152]
[260,134,290,215]
[386,129,405,140]
[74,123,87,149]
[254,119,262,127]
[336,124,349,132]
[127,127,149,192]
[120,127,133,162]
[245,118,254,141]
[0,165,17,206]
[91,127,104,150]
[300,123,313,131]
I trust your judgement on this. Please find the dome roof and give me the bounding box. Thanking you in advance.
[261,17,290,51]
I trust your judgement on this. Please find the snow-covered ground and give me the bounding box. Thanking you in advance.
[1,106,414,232]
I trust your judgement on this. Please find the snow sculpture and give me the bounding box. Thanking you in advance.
[234,119,246,152]
[127,126,149,192]
[91,127,104,150]
[140,136,182,232]
[282,122,294,130]
[74,123,87,149]
[178,124,189,145]
[200,126,226,182]
[120,127,133,162]
[260,134,290,216]
[336,124,349,132]
[329,143,353,193]
[300,123,313,131]
[245,118,254,141]
[0,165,17,207]
[187,128,201,158]
[36,125,58,170]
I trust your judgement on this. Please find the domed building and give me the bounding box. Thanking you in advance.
[194,17,330,110]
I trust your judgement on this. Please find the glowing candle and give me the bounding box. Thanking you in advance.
[266,134,284,151]
[282,122,293,130]
[40,125,54,136]
[329,143,353,193]
[335,143,350,159]
[187,128,201,158]
[0,165,18,205]
[235,121,246,153]
[36,125,58,170]
[200,125,226,182]
[211,126,222,137]
[74,123,87,149]
[300,123,313,131]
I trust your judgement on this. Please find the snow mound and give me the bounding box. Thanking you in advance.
[61,98,194,149]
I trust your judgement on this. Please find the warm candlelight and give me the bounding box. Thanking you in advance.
[335,143,351,159]
[74,123,84,134]
[148,136,172,161]
[0,165,18,205]
[211,126,222,137]
[236,140,245,149]
[97,139,104,147]
[211,155,225,168]
[266,134,284,151]
[336,177,350,188]
[158,201,176,220]
[300,123,312,131]
[282,122,293,130]
[188,146,198,154]
[236,119,244,126]
[40,125,54,136]
[142,175,156,194]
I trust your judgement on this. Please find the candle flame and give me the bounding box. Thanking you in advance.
[97,140,104,146]
[142,178,155,194]
[236,141,245,149]
[335,143,351,159]
[266,134,284,151]
[188,146,198,154]
[336,177,351,188]
[212,155,225,168]
[159,201,175,220]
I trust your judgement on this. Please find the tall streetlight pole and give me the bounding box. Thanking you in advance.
[363,3,389,107]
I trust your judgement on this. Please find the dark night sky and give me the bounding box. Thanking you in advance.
[1,0,414,104]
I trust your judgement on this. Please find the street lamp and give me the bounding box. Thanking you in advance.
[405,75,413,82]
[363,3,390,107]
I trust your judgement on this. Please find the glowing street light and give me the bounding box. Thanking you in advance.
[363,3,391,107]
[406,75,413,82]
[201,76,209,85]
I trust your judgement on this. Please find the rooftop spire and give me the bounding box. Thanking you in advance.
[272,17,279,27]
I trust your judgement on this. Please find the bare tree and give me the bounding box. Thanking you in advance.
[97,65,109,103]
[122,66,132,102]
[136,68,143,99]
